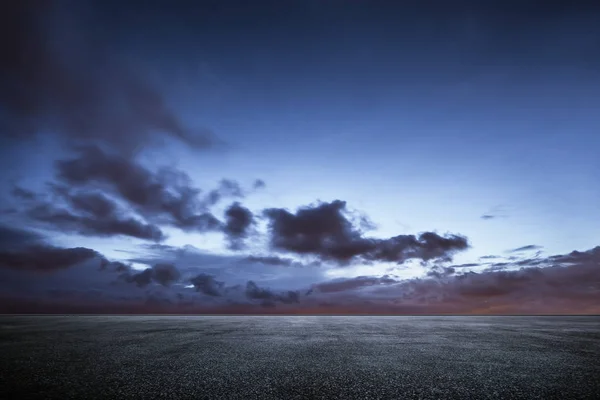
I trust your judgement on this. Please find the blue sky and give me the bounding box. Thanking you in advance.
[1,0,599,314]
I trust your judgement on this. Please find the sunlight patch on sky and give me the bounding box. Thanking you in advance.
[130,262,149,271]
[165,230,227,254]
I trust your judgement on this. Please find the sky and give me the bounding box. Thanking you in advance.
[0,0,599,314]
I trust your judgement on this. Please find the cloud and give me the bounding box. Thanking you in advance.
[119,243,327,297]
[426,266,457,279]
[480,205,510,220]
[507,245,543,253]
[0,224,45,250]
[264,200,468,264]
[550,246,600,265]
[244,255,300,267]
[0,245,100,272]
[223,202,255,250]
[309,276,399,294]
[53,145,223,233]
[0,224,104,273]
[11,186,37,201]
[150,263,181,286]
[252,179,266,190]
[0,1,218,154]
[450,263,481,268]
[364,231,469,264]
[206,179,244,206]
[190,273,225,297]
[2,244,599,314]
[123,268,153,288]
[121,263,181,288]
[25,187,166,241]
[451,260,598,307]
[245,281,300,306]
[99,259,129,273]
[359,247,600,314]
[8,145,263,243]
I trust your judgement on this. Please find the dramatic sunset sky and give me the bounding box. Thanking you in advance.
[1,0,599,314]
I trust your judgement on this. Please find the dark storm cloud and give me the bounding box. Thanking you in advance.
[99,258,129,273]
[54,145,223,232]
[0,1,218,154]
[26,188,166,241]
[190,273,225,297]
[0,224,101,272]
[264,200,468,264]
[365,231,470,264]
[507,245,543,253]
[124,269,153,288]
[122,263,181,288]
[223,202,255,250]
[245,281,300,305]
[0,245,99,272]
[151,263,181,286]
[0,224,45,250]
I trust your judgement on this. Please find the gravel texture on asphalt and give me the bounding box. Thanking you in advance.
[0,316,599,399]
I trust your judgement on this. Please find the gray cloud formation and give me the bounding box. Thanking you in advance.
[244,255,303,267]
[0,246,99,273]
[264,200,469,265]
[206,180,244,206]
[0,224,101,272]
[121,263,181,288]
[54,145,223,232]
[190,273,225,297]
[25,186,166,241]
[426,266,457,279]
[9,144,264,243]
[304,247,600,314]
[0,224,45,250]
[245,281,300,306]
[252,179,266,190]
[507,245,543,253]
[223,202,255,250]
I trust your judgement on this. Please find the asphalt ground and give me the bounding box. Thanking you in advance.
[0,316,599,399]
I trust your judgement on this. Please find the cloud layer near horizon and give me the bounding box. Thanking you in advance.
[1,222,598,315]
